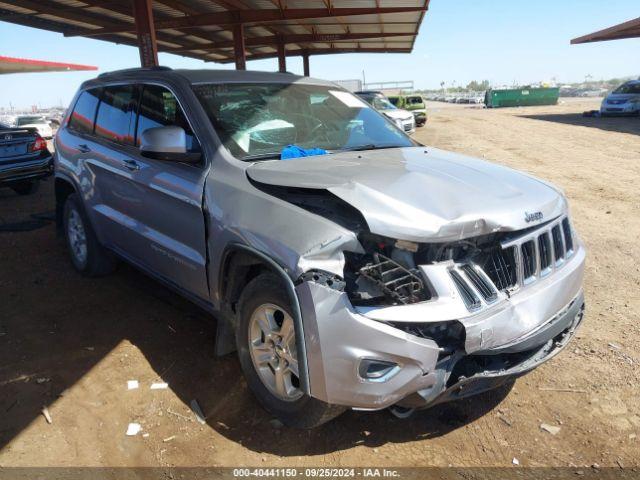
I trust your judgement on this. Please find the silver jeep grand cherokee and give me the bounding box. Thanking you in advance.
[54,68,585,428]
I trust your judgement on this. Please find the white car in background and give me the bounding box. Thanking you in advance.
[355,91,415,134]
[14,115,53,139]
[600,80,640,116]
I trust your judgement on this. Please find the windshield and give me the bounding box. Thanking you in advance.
[193,83,414,160]
[613,83,640,95]
[16,116,45,126]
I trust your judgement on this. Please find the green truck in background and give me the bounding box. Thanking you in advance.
[485,87,559,108]
[387,94,427,126]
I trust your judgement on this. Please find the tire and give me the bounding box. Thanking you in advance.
[11,180,39,196]
[236,273,345,428]
[63,193,116,276]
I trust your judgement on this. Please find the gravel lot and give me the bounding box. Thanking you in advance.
[1,98,638,468]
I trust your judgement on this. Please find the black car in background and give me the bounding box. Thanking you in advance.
[0,121,53,195]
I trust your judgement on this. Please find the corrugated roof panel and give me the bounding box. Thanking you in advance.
[0,0,426,63]
[36,14,102,29]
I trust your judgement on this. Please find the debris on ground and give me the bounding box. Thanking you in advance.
[127,380,139,390]
[512,458,520,465]
[608,342,622,350]
[538,387,588,394]
[498,415,513,427]
[190,399,206,425]
[150,382,168,390]
[163,435,176,443]
[125,423,142,436]
[41,407,52,424]
[166,408,192,422]
[540,423,561,435]
[35,377,50,384]
[582,110,600,117]
[142,433,149,438]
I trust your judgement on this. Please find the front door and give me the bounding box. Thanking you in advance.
[90,83,209,301]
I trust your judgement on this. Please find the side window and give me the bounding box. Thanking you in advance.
[68,88,101,135]
[95,85,138,145]
[137,85,199,152]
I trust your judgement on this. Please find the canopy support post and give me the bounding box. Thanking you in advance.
[302,51,310,76]
[277,40,287,73]
[132,0,158,67]
[233,23,246,70]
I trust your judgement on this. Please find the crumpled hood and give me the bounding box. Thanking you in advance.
[246,147,566,242]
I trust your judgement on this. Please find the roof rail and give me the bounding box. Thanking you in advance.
[98,66,172,78]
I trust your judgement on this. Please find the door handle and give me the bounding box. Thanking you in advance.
[77,144,91,153]
[122,159,140,171]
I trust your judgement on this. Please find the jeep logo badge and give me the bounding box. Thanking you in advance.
[525,211,543,223]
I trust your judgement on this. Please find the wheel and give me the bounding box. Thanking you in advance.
[11,180,39,196]
[63,193,116,276]
[236,273,345,428]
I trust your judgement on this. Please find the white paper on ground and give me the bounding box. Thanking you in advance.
[127,380,139,390]
[150,382,169,390]
[126,423,142,436]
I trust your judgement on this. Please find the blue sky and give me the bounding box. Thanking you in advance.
[0,0,638,109]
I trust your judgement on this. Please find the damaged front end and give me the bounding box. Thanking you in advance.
[293,210,585,411]
[244,149,585,411]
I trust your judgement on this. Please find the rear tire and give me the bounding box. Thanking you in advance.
[236,273,345,428]
[63,193,116,276]
[11,180,39,196]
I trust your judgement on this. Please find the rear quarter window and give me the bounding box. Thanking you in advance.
[68,88,101,135]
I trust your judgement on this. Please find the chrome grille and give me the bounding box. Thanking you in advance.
[538,233,552,272]
[480,245,517,291]
[450,270,481,310]
[447,215,577,312]
[501,215,576,289]
[521,241,536,280]
[460,264,498,303]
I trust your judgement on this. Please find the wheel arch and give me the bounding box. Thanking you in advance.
[54,174,78,230]
[218,243,310,395]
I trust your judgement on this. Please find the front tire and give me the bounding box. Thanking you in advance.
[63,193,116,276]
[236,273,345,428]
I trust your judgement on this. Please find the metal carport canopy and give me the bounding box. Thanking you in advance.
[0,0,430,75]
[571,16,640,44]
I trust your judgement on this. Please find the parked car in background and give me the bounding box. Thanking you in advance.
[387,94,427,127]
[14,115,53,139]
[55,68,585,428]
[600,80,640,116]
[0,121,53,195]
[355,90,415,134]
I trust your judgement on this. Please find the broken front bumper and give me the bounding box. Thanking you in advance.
[296,243,585,410]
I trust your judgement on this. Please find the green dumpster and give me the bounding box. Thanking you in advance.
[485,87,559,108]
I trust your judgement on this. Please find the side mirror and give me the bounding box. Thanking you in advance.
[139,126,201,163]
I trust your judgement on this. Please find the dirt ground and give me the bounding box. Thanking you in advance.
[0,98,639,468]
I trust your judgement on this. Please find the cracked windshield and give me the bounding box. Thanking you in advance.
[193,83,414,160]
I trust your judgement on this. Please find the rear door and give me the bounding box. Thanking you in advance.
[91,83,209,301]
